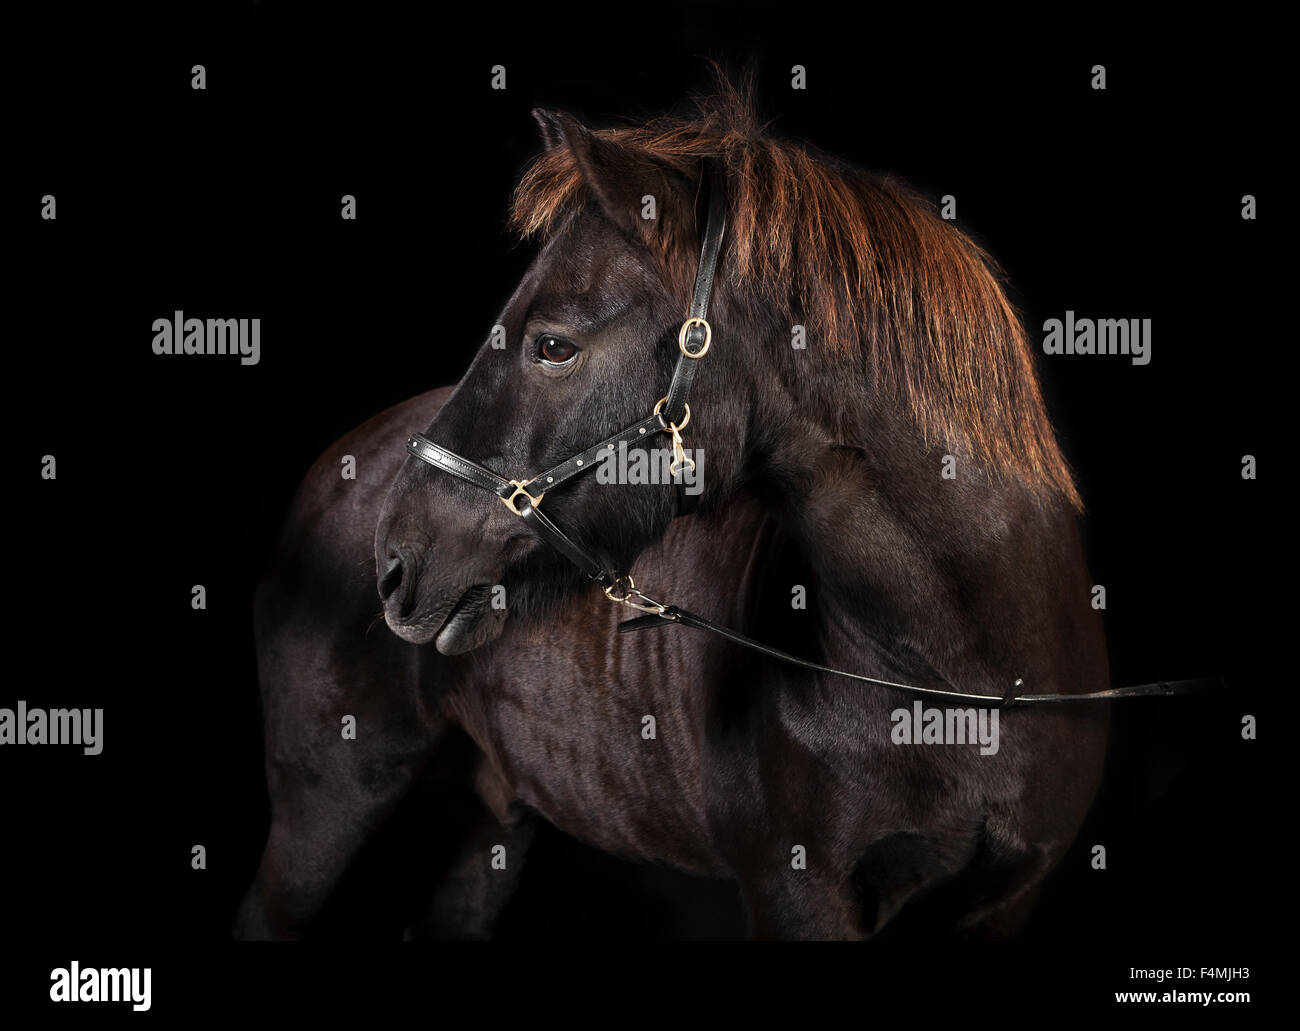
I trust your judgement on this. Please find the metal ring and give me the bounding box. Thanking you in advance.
[652,397,691,430]
[602,573,635,602]
[601,573,669,615]
[678,317,712,358]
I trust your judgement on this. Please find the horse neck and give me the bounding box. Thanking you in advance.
[753,384,1088,695]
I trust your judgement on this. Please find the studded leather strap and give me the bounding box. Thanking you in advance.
[528,414,667,495]
[406,435,514,499]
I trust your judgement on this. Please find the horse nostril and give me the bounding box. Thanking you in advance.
[379,554,404,602]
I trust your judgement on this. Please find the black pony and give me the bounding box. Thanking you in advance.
[239,84,1108,939]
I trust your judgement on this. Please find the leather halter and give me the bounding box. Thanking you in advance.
[406,174,727,595]
[403,177,1223,709]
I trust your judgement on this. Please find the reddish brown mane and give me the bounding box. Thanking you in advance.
[509,78,1080,510]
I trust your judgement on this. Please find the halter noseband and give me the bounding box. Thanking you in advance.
[399,174,1224,709]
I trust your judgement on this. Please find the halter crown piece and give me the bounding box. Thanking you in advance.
[403,174,1224,709]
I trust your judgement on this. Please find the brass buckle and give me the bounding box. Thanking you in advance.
[678,316,712,358]
[501,479,544,515]
[602,573,668,615]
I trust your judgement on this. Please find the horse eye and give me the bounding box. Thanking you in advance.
[537,335,579,366]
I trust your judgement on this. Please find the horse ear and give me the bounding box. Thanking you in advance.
[531,108,567,153]
[533,109,651,237]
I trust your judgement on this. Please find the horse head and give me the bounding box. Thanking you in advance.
[376,82,1081,656]
[374,109,756,652]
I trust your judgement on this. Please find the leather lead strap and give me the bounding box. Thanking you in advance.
[618,606,1228,708]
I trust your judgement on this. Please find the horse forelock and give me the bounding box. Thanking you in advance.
[507,75,1081,511]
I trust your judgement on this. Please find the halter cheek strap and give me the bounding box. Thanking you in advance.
[401,174,1226,709]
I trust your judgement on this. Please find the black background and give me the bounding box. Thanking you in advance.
[7,1,1279,1017]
